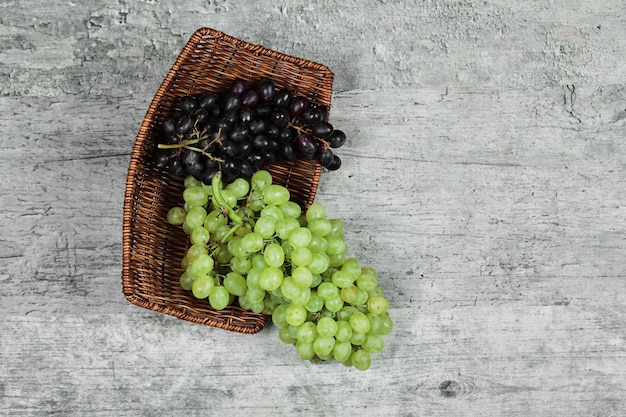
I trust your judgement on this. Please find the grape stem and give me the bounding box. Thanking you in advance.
[288,120,331,149]
[211,173,243,226]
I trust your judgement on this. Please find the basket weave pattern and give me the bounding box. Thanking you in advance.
[122,27,334,333]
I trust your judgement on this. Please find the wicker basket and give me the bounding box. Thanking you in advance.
[122,27,334,333]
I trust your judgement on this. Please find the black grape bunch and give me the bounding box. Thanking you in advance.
[155,78,347,184]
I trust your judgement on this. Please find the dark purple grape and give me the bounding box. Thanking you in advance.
[278,127,294,144]
[289,96,308,117]
[309,103,329,121]
[295,133,318,156]
[179,96,197,113]
[198,92,218,109]
[230,79,247,95]
[252,134,271,150]
[317,148,334,167]
[262,151,277,165]
[216,109,238,133]
[291,116,305,127]
[237,140,252,156]
[281,143,296,161]
[229,125,250,143]
[198,138,216,153]
[193,108,209,125]
[311,121,334,139]
[273,89,293,108]
[249,118,266,135]
[246,152,264,169]
[257,78,275,102]
[162,117,177,136]
[266,124,280,140]
[326,155,341,171]
[220,140,238,157]
[155,152,170,169]
[239,159,254,178]
[181,148,204,180]
[241,90,260,108]
[201,168,219,185]
[271,108,290,127]
[268,138,279,152]
[222,159,239,177]
[327,129,346,148]
[175,116,193,135]
[169,158,185,176]
[302,107,322,124]
[238,108,255,125]
[221,170,237,184]
[221,92,241,112]
[255,103,272,119]
[204,158,219,172]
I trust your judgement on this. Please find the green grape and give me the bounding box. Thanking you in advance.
[226,177,250,199]
[260,205,284,222]
[250,301,265,313]
[332,270,355,289]
[366,313,383,335]
[308,253,329,275]
[228,237,248,259]
[224,272,247,296]
[230,256,252,275]
[241,232,264,253]
[184,206,207,230]
[311,273,322,288]
[317,282,339,300]
[251,170,272,190]
[214,224,232,242]
[251,254,268,271]
[190,226,210,246]
[305,202,326,222]
[254,216,276,239]
[179,271,195,291]
[186,243,208,260]
[287,324,299,340]
[340,285,359,304]
[280,276,301,301]
[263,184,290,206]
[362,334,384,354]
[291,247,313,267]
[167,206,186,225]
[271,303,289,328]
[349,311,371,334]
[186,253,215,277]
[356,274,378,292]
[305,291,324,313]
[350,331,367,346]
[378,313,394,336]
[296,341,316,360]
[181,255,190,271]
[368,287,385,299]
[353,289,369,306]
[183,185,209,207]
[279,201,301,219]
[290,286,311,307]
[332,341,353,363]
[204,209,227,233]
[328,252,347,268]
[208,286,230,310]
[184,175,202,189]
[275,217,300,240]
[246,287,266,304]
[361,266,377,281]
[296,321,318,343]
[191,274,215,299]
[214,244,233,264]
[325,295,344,313]
[278,326,297,344]
[238,295,251,311]
[264,243,285,268]
[313,336,335,357]
[341,258,361,277]
[316,316,338,338]
[326,235,347,255]
[307,234,328,253]
[281,240,294,259]
[329,219,344,236]
[288,227,312,248]
[307,218,332,237]
[335,320,353,342]
[291,266,313,288]
[285,303,307,326]
[259,267,284,291]
[336,306,358,321]
[351,350,371,371]
[367,296,389,315]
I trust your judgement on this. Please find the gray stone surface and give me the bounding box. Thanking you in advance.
[2,1,626,416]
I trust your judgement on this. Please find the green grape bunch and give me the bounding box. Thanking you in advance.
[166,170,393,370]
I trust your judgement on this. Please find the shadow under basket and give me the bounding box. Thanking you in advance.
[122,27,334,333]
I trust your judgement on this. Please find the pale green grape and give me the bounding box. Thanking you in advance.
[356,274,378,292]
[214,244,233,264]
[275,217,300,240]
[296,341,316,360]
[186,253,214,277]
[183,185,209,207]
[291,247,313,267]
[307,234,328,253]
[184,206,207,230]
[332,270,354,288]
[190,226,210,246]
[326,235,347,255]
[332,341,353,363]
[351,350,371,371]
[291,266,313,288]
[250,301,265,313]
[353,289,369,306]
[317,282,339,300]
[260,205,283,222]
[340,285,359,304]
[349,311,371,334]
[263,184,290,206]
[304,291,324,313]
[258,267,284,291]
[378,313,394,336]
[290,286,311,307]
[186,243,208,260]
[328,252,347,268]
[305,202,326,222]
[271,303,289,328]
[350,331,367,346]
[278,327,297,344]
[280,276,301,301]
[307,218,332,237]
[285,303,307,326]
[288,227,312,248]
[368,287,385,299]
[324,295,344,313]
[254,216,276,239]
[167,207,186,225]
[204,209,227,232]
[263,243,285,268]
[334,320,353,343]
[230,256,251,275]
[316,316,338,338]
[224,272,247,296]
[226,177,250,199]
[366,313,383,335]
[279,201,301,219]
[227,237,248,259]
[367,296,389,315]
[251,254,268,271]
[179,272,194,291]
[296,321,318,344]
[191,274,214,299]
[308,253,330,275]
[362,334,384,354]
[184,175,202,189]
[329,219,344,236]
[241,232,264,253]
[246,287,266,304]
[208,286,230,310]
[251,170,272,190]
[313,336,335,357]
